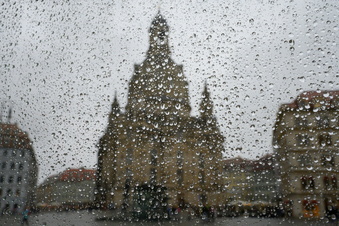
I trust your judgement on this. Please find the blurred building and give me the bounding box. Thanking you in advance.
[96,13,225,209]
[223,155,279,204]
[36,168,96,210]
[0,122,38,214]
[273,90,339,218]
[223,157,253,202]
[251,154,279,204]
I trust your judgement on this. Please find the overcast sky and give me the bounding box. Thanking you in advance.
[1,0,338,183]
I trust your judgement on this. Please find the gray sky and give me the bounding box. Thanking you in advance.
[1,0,338,184]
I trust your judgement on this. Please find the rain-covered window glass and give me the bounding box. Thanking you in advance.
[150,149,157,166]
[319,134,332,147]
[126,148,133,165]
[150,168,157,185]
[316,115,330,128]
[321,155,335,167]
[295,115,308,128]
[298,154,312,167]
[177,169,183,185]
[10,162,15,170]
[176,150,183,167]
[8,176,13,184]
[296,134,312,147]
[323,176,337,191]
[1,0,338,224]
[7,189,12,197]
[302,200,319,217]
[301,176,315,190]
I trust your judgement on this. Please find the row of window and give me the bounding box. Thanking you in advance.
[295,115,336,128]
[0,175,22,184]
[0,162,24,170]
[300,176,337,190]
[126,150,208,169]
[298,154,335,167]
[147,168,205,186]
[296,134,333,147]
[0,188,21,197]
[253,185,277,192]
[2,149,26,157]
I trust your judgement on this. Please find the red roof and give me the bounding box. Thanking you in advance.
[223,157,254,170]
[285,90,339,109]
[252,154,275,171]
[0,123,33,149]
[58,168,96,182]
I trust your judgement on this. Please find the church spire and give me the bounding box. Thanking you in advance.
[108,92,121,123]
[199,82,214,118]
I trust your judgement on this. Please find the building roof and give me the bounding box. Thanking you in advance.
[59,168,96,182]
[223,156,254,170]
[223,154,276,171]
[283,90,339,110]
[42,168,96,185]
[252,154,275,171]
[0,123,33,150]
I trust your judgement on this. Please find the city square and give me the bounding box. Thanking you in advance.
[0,210,336,226]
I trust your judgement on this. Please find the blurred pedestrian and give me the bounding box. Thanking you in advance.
[21,208,30,225]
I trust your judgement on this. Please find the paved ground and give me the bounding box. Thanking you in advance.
[0,210,337,226]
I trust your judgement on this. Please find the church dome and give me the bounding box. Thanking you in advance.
[126,13,191,118]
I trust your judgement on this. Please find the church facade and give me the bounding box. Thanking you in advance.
[96,13,225,209]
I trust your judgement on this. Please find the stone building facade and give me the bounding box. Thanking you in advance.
[223,157,253,202]
[0,123,38,214]
[96,13,225,209]
[273,91,339,218]
[251,154,279,204]
[223,154,279,204]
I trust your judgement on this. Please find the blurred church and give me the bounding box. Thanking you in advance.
[96,13,225,209]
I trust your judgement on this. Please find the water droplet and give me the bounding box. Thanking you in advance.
[298,76,305,82]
